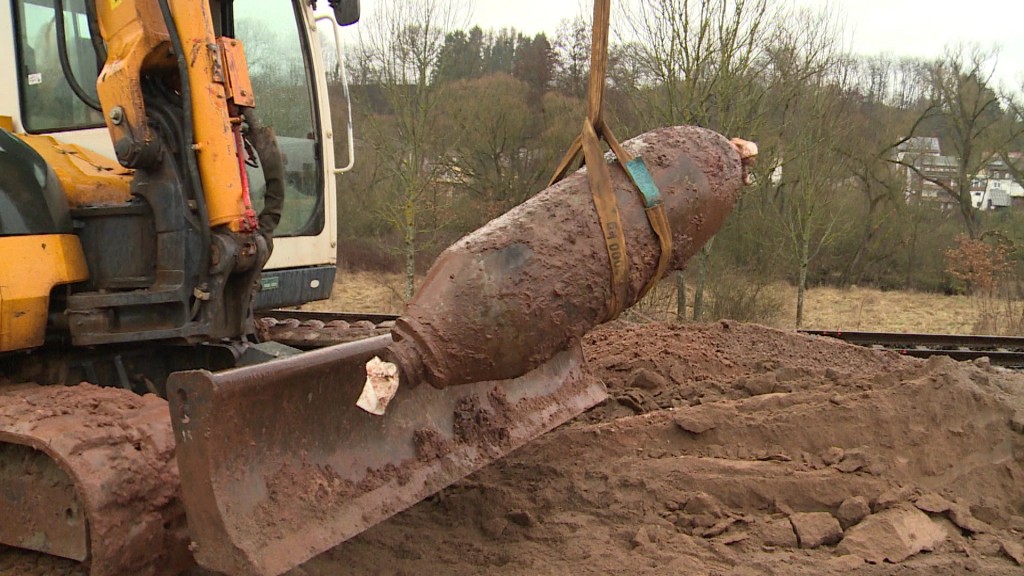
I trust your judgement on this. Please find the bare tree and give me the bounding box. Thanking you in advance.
[618,0,773,134]
[836,55,932,286]
[357,0,466,298]
[996,81,1024,188]
[553,16,591,99]
[439,73,551,224]
[896,45,1020,239]
[616,0,774,320]
[755,8,852,327]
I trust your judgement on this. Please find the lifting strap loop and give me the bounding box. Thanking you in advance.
[598,119,673,300]
[548,0,673,318]
[580,119,629,318]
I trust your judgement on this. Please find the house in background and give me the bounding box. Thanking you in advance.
[972,185,1012,210]
[898,137,1024,211]
[897,138,959,209]
[896,136,941,159]
[970,156,1024,210]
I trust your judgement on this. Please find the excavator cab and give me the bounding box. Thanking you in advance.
[3,0,342,313]
[0,1,607,574]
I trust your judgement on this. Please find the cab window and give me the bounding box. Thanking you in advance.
[235,1,324,237]
[13,0,104,132]
[12,0,324,237]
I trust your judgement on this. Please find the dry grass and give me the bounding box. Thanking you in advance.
[304,270,1023,335]
[794,285,977,334]
[301,271,410,314]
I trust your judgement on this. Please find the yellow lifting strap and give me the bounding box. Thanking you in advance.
[547,0,673,320]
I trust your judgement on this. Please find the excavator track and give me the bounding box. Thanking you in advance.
[0,383,191,576]
[256,313,394,349]
[0,315,389,576]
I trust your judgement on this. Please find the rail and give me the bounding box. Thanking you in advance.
[801,329,1024,367]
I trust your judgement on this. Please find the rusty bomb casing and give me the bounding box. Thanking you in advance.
[387,125,749,389]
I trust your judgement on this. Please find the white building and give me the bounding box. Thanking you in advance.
[971,157,1024,210]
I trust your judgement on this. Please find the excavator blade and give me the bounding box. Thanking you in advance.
[167,334,606,576]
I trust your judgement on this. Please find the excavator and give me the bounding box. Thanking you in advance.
[0,0,609,574]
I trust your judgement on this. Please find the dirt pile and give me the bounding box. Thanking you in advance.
[294,321,1024,575]
[3,320,1023,575]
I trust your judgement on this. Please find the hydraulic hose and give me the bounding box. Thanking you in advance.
[84,0,107,70]
[52,0,102,111]
[156,0,211,278]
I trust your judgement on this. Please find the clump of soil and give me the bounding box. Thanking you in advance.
[294,321,1024,575]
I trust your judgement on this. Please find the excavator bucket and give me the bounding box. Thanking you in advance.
[167,334,606,576]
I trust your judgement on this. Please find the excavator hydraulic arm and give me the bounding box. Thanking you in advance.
[94,0,251,230]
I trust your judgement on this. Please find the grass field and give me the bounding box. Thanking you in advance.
[301,270,411,314]
[303,270,1023,335]
[790,285,979,333]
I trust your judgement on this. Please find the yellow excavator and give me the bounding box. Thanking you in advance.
[0,1,607,574]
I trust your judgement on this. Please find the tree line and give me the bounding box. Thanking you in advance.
[328,0,1024,327]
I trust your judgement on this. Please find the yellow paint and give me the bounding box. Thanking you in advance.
[95,0,174,171]
[0,235,89,352]
[0,116,13,131]
[94,0,246,230]
[170,0,246,229]
[17,134,132,207]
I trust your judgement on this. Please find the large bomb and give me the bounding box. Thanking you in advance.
[386,125,752,389]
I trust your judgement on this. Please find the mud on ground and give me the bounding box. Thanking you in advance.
[3,321,1023,575]
[294,321,1024,575]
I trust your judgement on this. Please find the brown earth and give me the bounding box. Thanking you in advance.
[3,321,1024,575]
[292,321,1024,575]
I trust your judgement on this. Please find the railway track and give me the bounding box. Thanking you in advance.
[801,329,1024,368]
[258,317,1024,368]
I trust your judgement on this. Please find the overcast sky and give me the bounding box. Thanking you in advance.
[346,0,1023,90]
